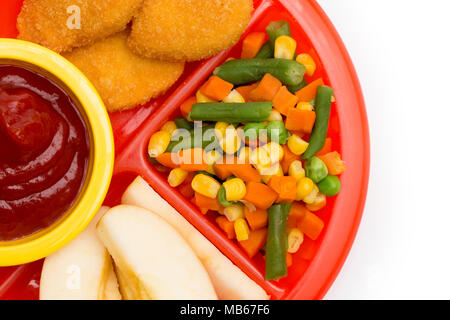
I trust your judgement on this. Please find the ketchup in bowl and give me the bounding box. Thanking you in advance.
[0,65,89,241]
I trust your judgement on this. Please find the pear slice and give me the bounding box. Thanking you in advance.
[96,205,218,300]
[121,176,269,300]
[40,207,121,300]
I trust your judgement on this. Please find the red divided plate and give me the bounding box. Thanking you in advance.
[0,0,369,300]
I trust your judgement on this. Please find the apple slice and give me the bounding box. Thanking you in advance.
[40,207,121,300]
[121,176,269,300]
[96,205,218,300]
[102,263,121,300]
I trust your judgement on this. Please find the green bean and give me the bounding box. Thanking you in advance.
[265,203,291,281]
[213,59,305,86]
[287,77,308,94]
[266,20,292,52]
[266,120,289,144]
[302,85,334,159]
[173,117,193,130]
[166,125,218,152]
[254,42,272,59]
[190,102,272,123]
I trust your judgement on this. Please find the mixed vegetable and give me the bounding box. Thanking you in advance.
[147,20,346,281]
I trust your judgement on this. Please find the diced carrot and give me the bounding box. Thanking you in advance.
[216,216,236,239]
[244,207,268,230]
[290,130,306,138]
[213,162,233,180]
[241,32,266,59]
[297,211,324,240]
[281,144,301,174]
[318,151,346,175]
[295,78,324,102]
[287,202,308,228]
[195,192,221,212]
[179,148,209,172]
[243,181,278,210]
[235,83,258,102]
[200,75,234,101]
[268,176,297,202]
[156,152,179,169]
[250,74,282,101]
[285,108,316,133]
[239,228,268,258]
[229,162,261,183]
[316,137,332,156]
[286,253,293,267]
[178,183,194,199]
[273,86,299,115]
[180,96,196,119]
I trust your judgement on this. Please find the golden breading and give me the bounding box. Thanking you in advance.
[128,0,253,62]
[63,31,185,113]
[17,0,144,53]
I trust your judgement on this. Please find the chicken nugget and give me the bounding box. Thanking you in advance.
[17,0,144,53]
[63,31,185,113]
[128,0,253,62]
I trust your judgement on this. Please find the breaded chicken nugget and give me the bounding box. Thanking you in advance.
[63,31,185,113]
[128,0,253,62]
[17,0,144,53]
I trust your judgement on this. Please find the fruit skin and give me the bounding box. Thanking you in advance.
[96,204,218,300]
[121,176,269,300]
[39,207,121,300]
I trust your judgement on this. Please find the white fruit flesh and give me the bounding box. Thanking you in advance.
[121,176,269,300]
[96,205,217,300]
[102,262,121,300]
[40,207,121,300]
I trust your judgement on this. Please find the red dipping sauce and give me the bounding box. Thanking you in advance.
[0,65,89,241]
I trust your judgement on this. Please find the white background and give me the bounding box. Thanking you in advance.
[317,0,450,299]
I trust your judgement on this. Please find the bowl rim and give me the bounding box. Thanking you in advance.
[0,38,114,266]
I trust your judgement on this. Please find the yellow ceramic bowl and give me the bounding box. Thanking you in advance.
[0,39,114,266]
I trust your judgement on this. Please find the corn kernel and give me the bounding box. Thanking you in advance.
[287,228,304,253]
[250,147,271,167]
[296,53,316,77]
[223,178,247,201]
[267,109,283,122]
[191,174,221,199]
[160,121,177,136]
[306,192,326,211]
[274,35,297,60]
[237,146,251,164]
[214,121,229,140]
[287,134,309,156]
[258,162,283,184]
[262,142,284,164]
[303,183,319,204]
[220,125,242,155]
[223,89,245,103]
[148,130,171,158]
[196,90,215,103]
[289,160,305,181]
[297,101,314,111]
[296,177,314,201]
[224,203,245,222]
[167,168,188,187]
[205,150,221,166]
[234,218,250,241]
